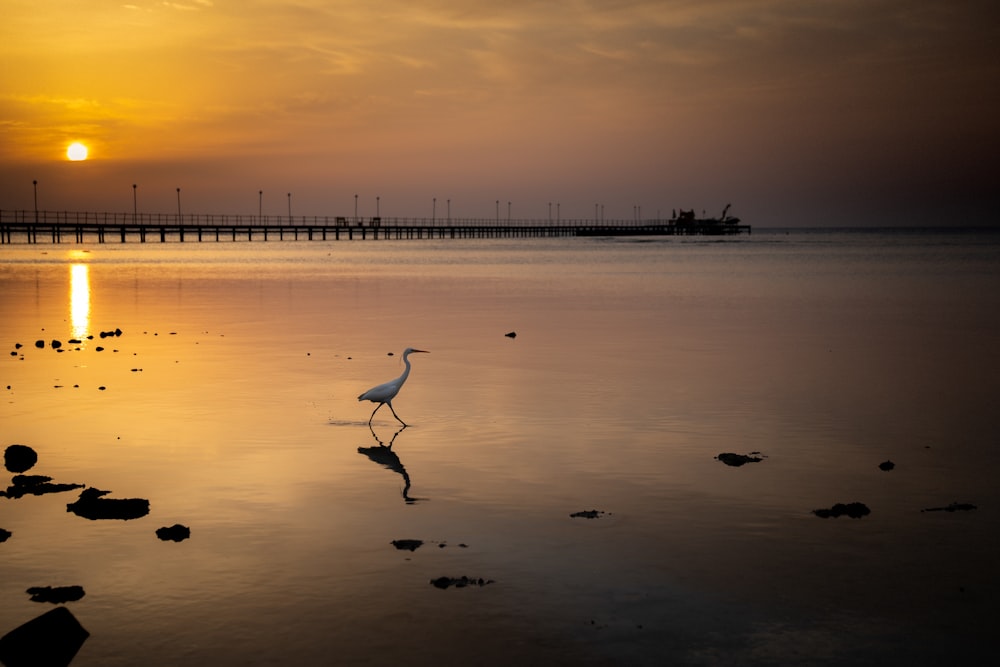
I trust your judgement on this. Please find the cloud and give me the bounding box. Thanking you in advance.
[2,0,997,223]
[162,0,214,10]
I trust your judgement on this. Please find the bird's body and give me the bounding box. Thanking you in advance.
[358,348,428,426]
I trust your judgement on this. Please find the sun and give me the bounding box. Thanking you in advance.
[67,142,89,161]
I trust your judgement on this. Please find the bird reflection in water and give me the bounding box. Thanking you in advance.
[357,425,426,504]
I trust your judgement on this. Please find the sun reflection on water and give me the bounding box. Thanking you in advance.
[70,263,90,339]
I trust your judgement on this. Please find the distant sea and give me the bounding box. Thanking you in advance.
[2,227,998,665]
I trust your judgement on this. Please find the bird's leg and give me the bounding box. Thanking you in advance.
[368,402,384,425]
[387,402,408,427]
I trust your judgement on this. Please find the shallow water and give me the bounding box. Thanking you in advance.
[2,229,1000,665]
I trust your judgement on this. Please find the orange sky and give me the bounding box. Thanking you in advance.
[2,1,997,226]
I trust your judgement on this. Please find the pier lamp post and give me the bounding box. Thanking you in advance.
[507,201,511,223]
[354,194,358,223]
[557,202,560,222]
[132,184,137,223]
[376,196,380,218]
[259,190,262,223]
[548,202,551,223]
[287,192,292,223]
[495,200,499,224]
[176,188,181,223]
[33,180,38,224]
[447,199,451,222]
[433,197,436,223]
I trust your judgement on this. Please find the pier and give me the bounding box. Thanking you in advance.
[1,210,750,244]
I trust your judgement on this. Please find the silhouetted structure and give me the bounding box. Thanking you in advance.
[1,208,749,243]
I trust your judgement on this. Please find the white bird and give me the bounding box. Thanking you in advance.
[358,348,429,426]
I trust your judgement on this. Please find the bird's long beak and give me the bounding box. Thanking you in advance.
[412,349,430,353]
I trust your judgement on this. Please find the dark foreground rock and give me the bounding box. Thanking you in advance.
[391,539,423,551]
[66,488,150,521]
[878,460,895,471]
[430,576,494,590]
[813,502,871,519]
[716,452,765,467]
[4,445,37,473]
[26,586,86,604]
[3,475,85,499]
[922,502,977,513]
[156,524,191,542]
[570,509,609,519]
[0,528,10,543]
[0,606,89,667]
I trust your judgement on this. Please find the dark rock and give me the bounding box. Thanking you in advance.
[66,487,150,521]
[50,340,62,349]
[813,502,871,519]
[0,528,10,543]
[570,509,608,519]
[878,460,895,471]
[391,539,423,551]
[34,340,44,349]
[922,502,977,513]
[11,474,51,485]
[716,452,764,467]
[505,331,517,338]
[0,606,89,667]
[3,475,85,499]
[68,339,82,345]
[156,524,191,542]
[430,576,494,590]
[4,445,38,473]
[26,586,86,604]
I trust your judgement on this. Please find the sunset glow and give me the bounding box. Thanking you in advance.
[2,1,998,226]
[70,263,90,340]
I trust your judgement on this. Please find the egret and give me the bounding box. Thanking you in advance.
[358,348,429,426]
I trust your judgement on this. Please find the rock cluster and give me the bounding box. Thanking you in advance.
[716,452,765,467]
[66,488,150,521]
[813,502,871,519]
[430,576,494,590]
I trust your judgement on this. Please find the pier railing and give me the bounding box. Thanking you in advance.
[0,209,749,243]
